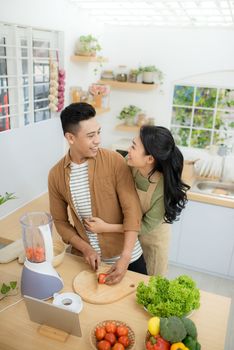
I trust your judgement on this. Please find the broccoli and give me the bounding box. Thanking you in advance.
[181,317,198,340]
[160,316,187,343]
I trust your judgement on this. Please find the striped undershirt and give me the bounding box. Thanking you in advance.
[70,161,142,264]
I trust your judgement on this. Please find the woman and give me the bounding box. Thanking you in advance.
[84,125,190,276]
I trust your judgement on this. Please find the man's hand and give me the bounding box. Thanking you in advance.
[83,217,107,233]
[105,255,130,285]
[82,245,101,271]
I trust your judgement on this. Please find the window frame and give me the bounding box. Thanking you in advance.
[170,83,234,149]
[0,22,63,133]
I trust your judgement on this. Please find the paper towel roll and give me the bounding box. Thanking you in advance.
[53,292,83,313]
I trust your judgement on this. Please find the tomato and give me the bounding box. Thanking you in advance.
[146,340,155,350]
[95,327,106,340]
[118,335,130,348]
[105,322,117,333]
[112,343,125,350]
[104,332,116,345]
[98,273,108,284]
[97,339,111,350]
[116,325,128,337]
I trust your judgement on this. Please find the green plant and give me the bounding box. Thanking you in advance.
[0,192,16,205]
[117,105,141,121]
[139,65,164,83]
[78,34,101,55]
[129,68,140,75]
[0,281,18,299]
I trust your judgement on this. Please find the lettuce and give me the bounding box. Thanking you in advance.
[136,275,200,317]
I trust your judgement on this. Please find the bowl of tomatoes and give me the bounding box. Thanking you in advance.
[90,320,136,350]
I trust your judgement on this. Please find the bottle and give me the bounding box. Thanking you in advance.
[71,87,81,103]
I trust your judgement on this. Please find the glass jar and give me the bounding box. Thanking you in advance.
[70,86,82,103]
[116,65,128,82]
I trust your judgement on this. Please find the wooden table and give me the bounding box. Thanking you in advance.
[0,253,231,350]
[0,194,232,350]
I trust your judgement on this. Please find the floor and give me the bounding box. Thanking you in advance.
[167,264,234,350]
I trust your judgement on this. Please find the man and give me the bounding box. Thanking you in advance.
[48,102,146,284]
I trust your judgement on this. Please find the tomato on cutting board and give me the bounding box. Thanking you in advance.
[98,273,108,284]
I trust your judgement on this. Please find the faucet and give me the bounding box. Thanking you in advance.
[217,144,228,182]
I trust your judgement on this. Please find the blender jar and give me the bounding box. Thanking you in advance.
[20,212,53,263]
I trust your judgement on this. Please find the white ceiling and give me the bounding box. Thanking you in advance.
[69,0,234,27]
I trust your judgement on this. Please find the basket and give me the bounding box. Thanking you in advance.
[90,320,136,350]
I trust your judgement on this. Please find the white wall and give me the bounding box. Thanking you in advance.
[0,0,104,218]
[1,1,234,217]
[98,26,234,148]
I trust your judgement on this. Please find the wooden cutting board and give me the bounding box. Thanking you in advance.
[73,269,137,304]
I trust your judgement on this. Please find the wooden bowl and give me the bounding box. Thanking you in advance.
[52,240,66,267]
[90,320,136,350]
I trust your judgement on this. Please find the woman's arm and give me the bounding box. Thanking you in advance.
[83,217,123,233]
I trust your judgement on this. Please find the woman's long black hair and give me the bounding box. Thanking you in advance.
[140,125,190,224]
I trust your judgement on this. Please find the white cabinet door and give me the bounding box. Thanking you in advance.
[177,201,234,275]
[228,244,234,277]
[169,215,183,263]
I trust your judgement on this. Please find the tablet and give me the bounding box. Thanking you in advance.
[24,294,82,337]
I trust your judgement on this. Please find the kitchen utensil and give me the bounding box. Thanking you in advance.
[73,269,137,304]
[90,319,135,350]
[20,212,63,299]
[0,239,24,263]
[18,239,66,267]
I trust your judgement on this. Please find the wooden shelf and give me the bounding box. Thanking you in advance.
[96,107,110,115]
[71,55,108,63]
[98,80,157,91]
[115,124,140,132]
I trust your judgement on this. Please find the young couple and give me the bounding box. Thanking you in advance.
[48,102,189,285]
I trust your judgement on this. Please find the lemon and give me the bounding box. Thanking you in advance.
[148,316,160,336]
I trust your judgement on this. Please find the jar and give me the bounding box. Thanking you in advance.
[70,87,82,103]
[128,70,138,83]
[101,70,115,80]
[116,65,127,82]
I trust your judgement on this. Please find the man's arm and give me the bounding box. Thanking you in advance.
[105,153,142,284]
[48,169,100,270]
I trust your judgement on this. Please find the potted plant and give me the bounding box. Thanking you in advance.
[0,281,18,300]
[75,34,101,57]
[0,192,16,205]
[89,84,110,108]
[117,105,141,126]
[0,192,18,300]
[139,65,164,84]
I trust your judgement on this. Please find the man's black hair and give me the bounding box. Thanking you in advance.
[60,102,96,135]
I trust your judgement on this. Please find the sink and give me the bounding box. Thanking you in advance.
[191,180,234,199]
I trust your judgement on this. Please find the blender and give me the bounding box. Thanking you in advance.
[20,211,63,299]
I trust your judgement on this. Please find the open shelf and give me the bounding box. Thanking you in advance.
[71,55,108,63]
[115,124,140,132]
[98,80,157,91]
[96,107,110,115]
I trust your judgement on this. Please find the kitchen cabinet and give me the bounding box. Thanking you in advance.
[169,200,234,277]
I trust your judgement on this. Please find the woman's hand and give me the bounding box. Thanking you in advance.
[83,217,107,233]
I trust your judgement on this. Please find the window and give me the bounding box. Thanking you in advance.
[0,23,63,132]
[171,85,234,148]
